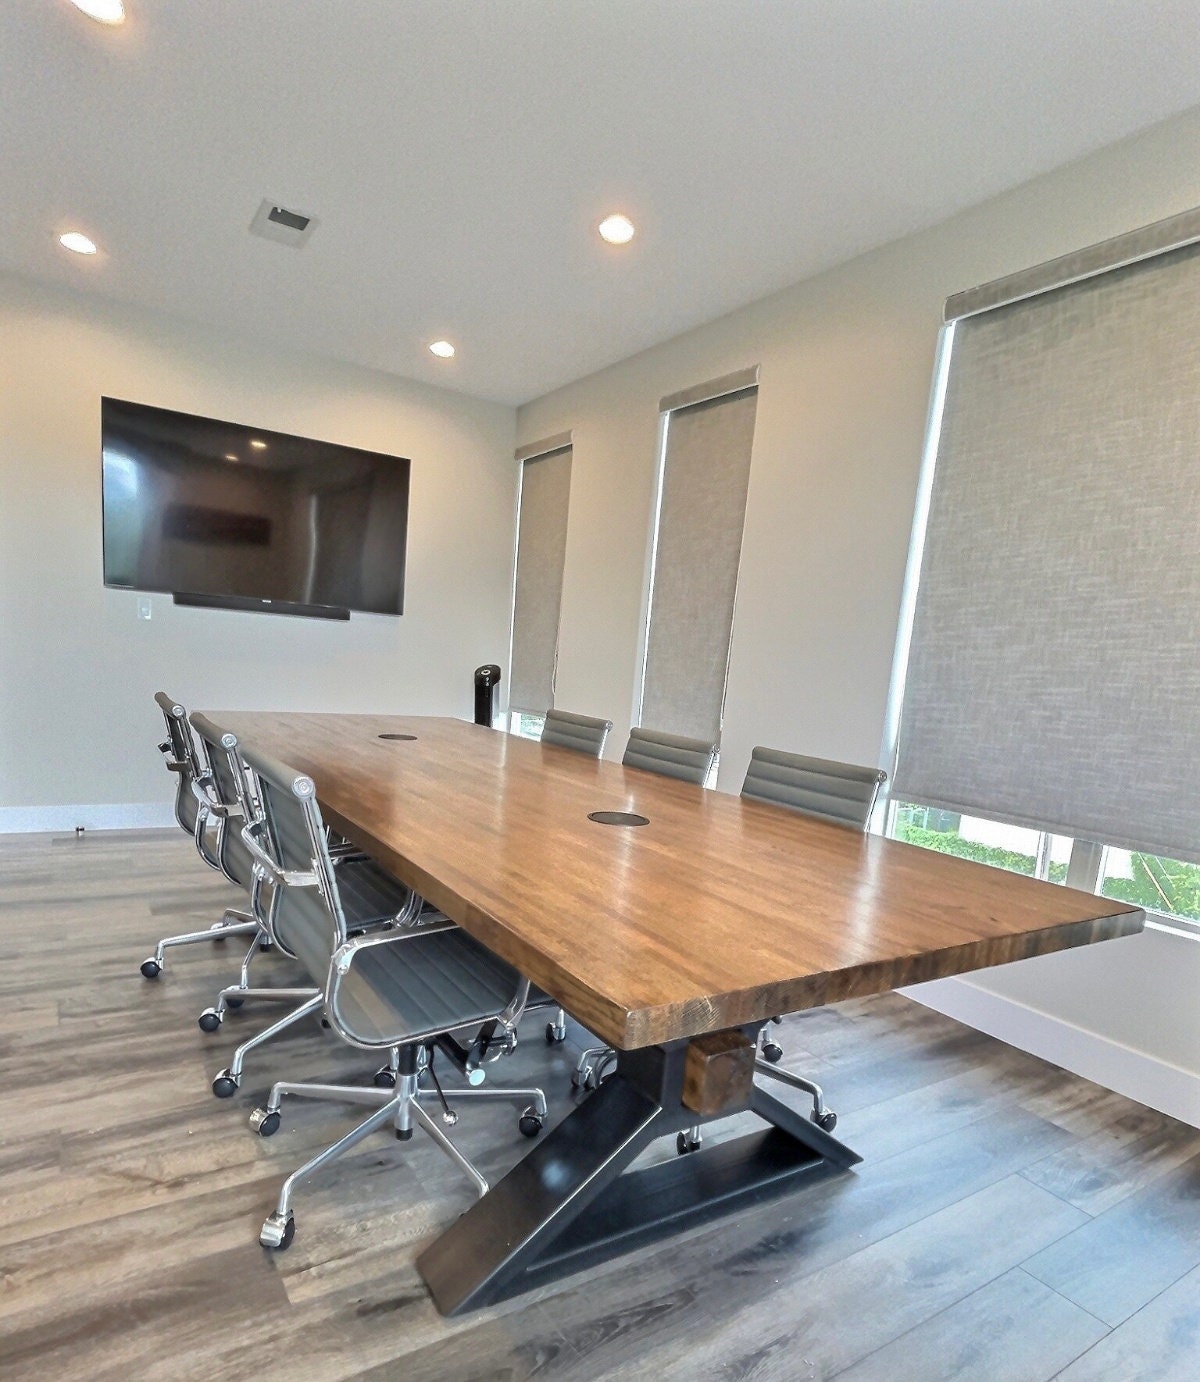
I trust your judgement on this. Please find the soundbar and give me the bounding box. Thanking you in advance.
[172,591,350,621]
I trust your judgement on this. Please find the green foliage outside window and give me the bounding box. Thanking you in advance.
[1101,852,1200,922]
[892,818,1064,881]
[893,802,1200,922]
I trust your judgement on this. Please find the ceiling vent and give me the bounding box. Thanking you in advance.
[249,198,318,248]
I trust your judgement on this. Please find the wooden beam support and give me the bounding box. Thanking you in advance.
[682,1030,755,1116]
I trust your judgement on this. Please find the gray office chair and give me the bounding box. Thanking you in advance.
[675,746,886,1155]
[683,745,887,1156]
[572,727,719,1091]
[139,692,258,979]
[538,708,613,757]
[235,741,546,1251]
[189,712,327,1098]
[536,708,614,1045]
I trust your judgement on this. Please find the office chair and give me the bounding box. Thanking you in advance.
[536,708,614,1045]
[234,741,546,1251]
[677,746,885,1154]
[538,708,613,757]
[572,727,718,1091]
[139,692,258,979]
[188,712,326,1097]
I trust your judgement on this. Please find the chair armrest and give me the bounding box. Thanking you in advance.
[239,819,321,891]
[330,912,458,975]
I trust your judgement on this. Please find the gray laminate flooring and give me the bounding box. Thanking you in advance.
[1,828,1197,1381]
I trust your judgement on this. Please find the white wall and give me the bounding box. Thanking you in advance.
[0,272,517,828]
[515,105,1200,1124]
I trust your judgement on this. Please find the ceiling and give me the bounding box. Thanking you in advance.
[5,2,1200,407]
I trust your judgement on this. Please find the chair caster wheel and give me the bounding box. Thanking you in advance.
[320,1018,331,1029]
[518,1108,544,1138]
[373,1067,397,1088]
[249,1107,281,1137]
[545,1022,566,1045]
[258,940,272,953]
[212,1069,239,1099]
[225,995,244,1010]
[762,1041,783,1064]
[676,1132,701,1155]
[812,1109,838,1132]
[260,1212,295,1250]
[198,1008,222,1033]
[140,958,161,979]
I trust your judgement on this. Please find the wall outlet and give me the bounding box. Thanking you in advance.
[137,597,152,621]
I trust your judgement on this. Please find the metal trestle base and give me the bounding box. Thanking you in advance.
[416,1026,860,1316]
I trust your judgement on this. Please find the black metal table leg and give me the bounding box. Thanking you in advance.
[416,1033,860,1316]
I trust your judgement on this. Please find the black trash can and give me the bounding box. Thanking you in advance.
[473,665,502,728]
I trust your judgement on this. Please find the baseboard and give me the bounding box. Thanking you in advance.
[0,802,176,834]
[903,974,1200,1130]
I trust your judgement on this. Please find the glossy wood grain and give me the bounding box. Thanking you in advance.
[212,713,1143,1050]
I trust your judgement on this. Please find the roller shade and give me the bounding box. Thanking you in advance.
[894,232,1200,863]
[640,383,757,742]
[509,444,572,713]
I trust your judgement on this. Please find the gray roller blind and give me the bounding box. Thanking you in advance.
[509,445,572,712]
[640,384,757,742]
[894,237,1200,863]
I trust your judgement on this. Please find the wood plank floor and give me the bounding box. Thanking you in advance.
[1,827,1197,1381]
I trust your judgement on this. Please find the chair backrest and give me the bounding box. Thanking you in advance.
[238,741,347,982]
[154,691,202,837]
[188,712,258,890]
[740,746,886,831]
[539,708,613,758]
[622,727,716,786]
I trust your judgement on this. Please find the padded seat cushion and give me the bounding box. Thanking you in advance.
[332,926,522,1047]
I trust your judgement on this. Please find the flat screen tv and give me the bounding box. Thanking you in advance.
[101,397,410,618]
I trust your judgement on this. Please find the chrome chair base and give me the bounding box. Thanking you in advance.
[252,1049,548,1250]
[754,1058,837,1130]
[209,992,326,1098]
[544,1007,567,1044]
[140,908,258,979]
[572,1042,617,1090]
[675,1061,837,1157]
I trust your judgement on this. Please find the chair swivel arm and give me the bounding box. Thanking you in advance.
[434,976,532,1082]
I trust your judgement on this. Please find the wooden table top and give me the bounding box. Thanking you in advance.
[212,713,1143,1050]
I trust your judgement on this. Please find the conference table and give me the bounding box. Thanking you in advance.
[213,712,1144,1315]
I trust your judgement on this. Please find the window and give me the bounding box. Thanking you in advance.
[891,802,1071,882]
[1100,848,1200,934]
[887,206,1200,937]
[639,369,758,743]
[508,710,546,740]
[509,435,572,718]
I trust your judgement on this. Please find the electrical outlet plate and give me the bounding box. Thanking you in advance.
[138,597,152,620]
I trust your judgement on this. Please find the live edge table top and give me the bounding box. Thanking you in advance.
[212,713,1143,1051]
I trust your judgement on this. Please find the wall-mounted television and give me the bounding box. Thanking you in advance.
[101,397,410,619]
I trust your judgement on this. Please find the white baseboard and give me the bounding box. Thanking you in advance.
[903,974,1200,1131]
[0,802,176,833]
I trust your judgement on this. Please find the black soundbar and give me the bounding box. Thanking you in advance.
[172,591,350,621]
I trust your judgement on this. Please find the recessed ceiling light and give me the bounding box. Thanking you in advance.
[249,439,267,450]
[59,231,98,256]
[429,340,456,359]
[224,453,239,462]
[598,214,636,245]
[69,0,126,24]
